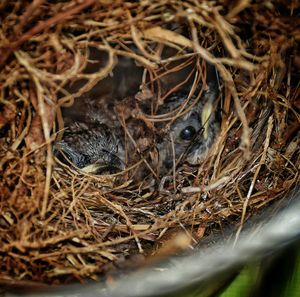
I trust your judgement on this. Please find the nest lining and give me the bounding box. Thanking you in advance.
[0,0,299,286]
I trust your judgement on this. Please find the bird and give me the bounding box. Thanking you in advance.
[54,121,125,174]
[155,85,219,174]
[54,70,219,176]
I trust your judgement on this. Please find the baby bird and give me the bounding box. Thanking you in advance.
[156,85,219,173]
[54,121,125,174]
[54,72,219,176]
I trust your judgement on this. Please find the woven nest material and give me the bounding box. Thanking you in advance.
[0,0,299,286]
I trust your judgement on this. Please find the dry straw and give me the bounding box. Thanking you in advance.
[0,0,299,286]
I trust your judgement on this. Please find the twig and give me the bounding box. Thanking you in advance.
[234,115,274,246]
[0,0,96,68]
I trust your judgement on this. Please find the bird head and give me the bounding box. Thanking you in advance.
[53,122,125,174]
[155,77,219,174]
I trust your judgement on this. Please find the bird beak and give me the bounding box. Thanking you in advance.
[81,163,103,174]
[201,100,213,140]
[81,153,126,174]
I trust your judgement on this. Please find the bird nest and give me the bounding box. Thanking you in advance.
[0,0,299,286]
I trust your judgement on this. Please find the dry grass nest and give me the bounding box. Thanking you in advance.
[0,0,299,286]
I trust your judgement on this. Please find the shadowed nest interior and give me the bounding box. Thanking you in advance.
[0,0,299,286]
